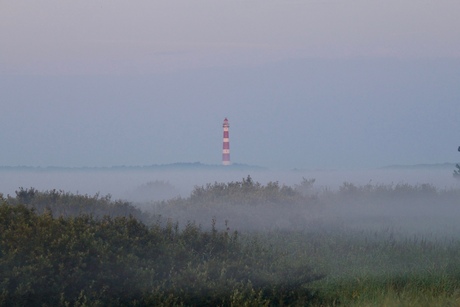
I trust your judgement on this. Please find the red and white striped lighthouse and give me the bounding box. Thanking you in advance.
[222,118,231,165]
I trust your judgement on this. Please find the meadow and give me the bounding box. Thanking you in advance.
[1,174,460,306]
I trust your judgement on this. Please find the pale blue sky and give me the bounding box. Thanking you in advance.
[1,1,459,169]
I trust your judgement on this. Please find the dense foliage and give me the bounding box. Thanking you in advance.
[0,196,321,306]
[6,187,146,222]
[2,177,460,306]
[152,176,319,231]
[189,175,307,206]
[150,176,460,232]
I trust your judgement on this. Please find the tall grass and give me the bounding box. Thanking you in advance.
[250,226,460,306]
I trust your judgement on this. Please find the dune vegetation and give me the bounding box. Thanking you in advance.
[1,176,460,306]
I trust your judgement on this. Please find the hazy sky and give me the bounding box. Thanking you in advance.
[1,1,460,169]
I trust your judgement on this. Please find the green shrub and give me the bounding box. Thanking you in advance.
[8,187,146,222]
[0,201,321,306]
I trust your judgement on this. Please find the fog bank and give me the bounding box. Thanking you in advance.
[1,167,458,200]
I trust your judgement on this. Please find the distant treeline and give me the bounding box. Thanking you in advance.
[0,162,266,172]
[150,176,460,231]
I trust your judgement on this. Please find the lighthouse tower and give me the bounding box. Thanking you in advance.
[222,118,231,165]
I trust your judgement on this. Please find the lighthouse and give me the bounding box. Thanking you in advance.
[222,118,231,165]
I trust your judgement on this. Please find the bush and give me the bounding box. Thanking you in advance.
[7,187,146,222]
[0,201,322,306]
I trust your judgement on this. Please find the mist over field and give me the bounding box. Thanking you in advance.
[1,167,458,199]
[2,1,460,304]
[2,166,459,236]
[2,167,460,305]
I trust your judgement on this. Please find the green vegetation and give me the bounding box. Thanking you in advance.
[152,176,320,231]
[257,229,460,306]
[2,177,460,306]
[7,187,146,221]
[0,189,320,306]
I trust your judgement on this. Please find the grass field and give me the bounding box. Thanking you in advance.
[250,227,460,306]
